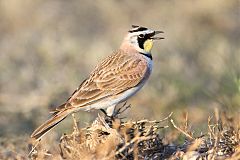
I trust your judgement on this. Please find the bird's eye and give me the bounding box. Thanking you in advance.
[138,34,144,38]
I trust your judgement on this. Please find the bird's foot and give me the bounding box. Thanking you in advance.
[104,115,114,128]
[100,109,114,127]
[113,102,131,117]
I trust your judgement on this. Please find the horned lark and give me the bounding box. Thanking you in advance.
[31,25,164,140]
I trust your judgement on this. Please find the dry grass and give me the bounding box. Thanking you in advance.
[21,107,239,160]
[169,109,240,160]
[28,105,169,160]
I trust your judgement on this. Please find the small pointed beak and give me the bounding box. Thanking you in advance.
[152,30,164,40]
[155,31,164,34]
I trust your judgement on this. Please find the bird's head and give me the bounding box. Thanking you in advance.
[121,25,164,54]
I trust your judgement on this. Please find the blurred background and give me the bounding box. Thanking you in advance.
[0,0,239,140]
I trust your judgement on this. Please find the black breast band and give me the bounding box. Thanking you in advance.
[140,52,152,60]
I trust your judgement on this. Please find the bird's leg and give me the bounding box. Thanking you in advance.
[100,108,112,124]
[100,106,116,127]
[114,101,130,116]
[100,109,108,116]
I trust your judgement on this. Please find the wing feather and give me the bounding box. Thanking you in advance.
[63,50,148,109]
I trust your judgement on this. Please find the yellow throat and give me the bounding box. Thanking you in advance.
[143,39,153,52]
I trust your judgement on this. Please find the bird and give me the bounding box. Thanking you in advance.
[31,25,164,140]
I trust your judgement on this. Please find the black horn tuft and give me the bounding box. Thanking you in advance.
[132,25,139,28]
[129,25,148,33]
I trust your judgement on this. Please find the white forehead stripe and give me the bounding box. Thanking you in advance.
[128,29,155,36]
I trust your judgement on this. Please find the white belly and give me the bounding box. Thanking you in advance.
[82,85,142,112]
